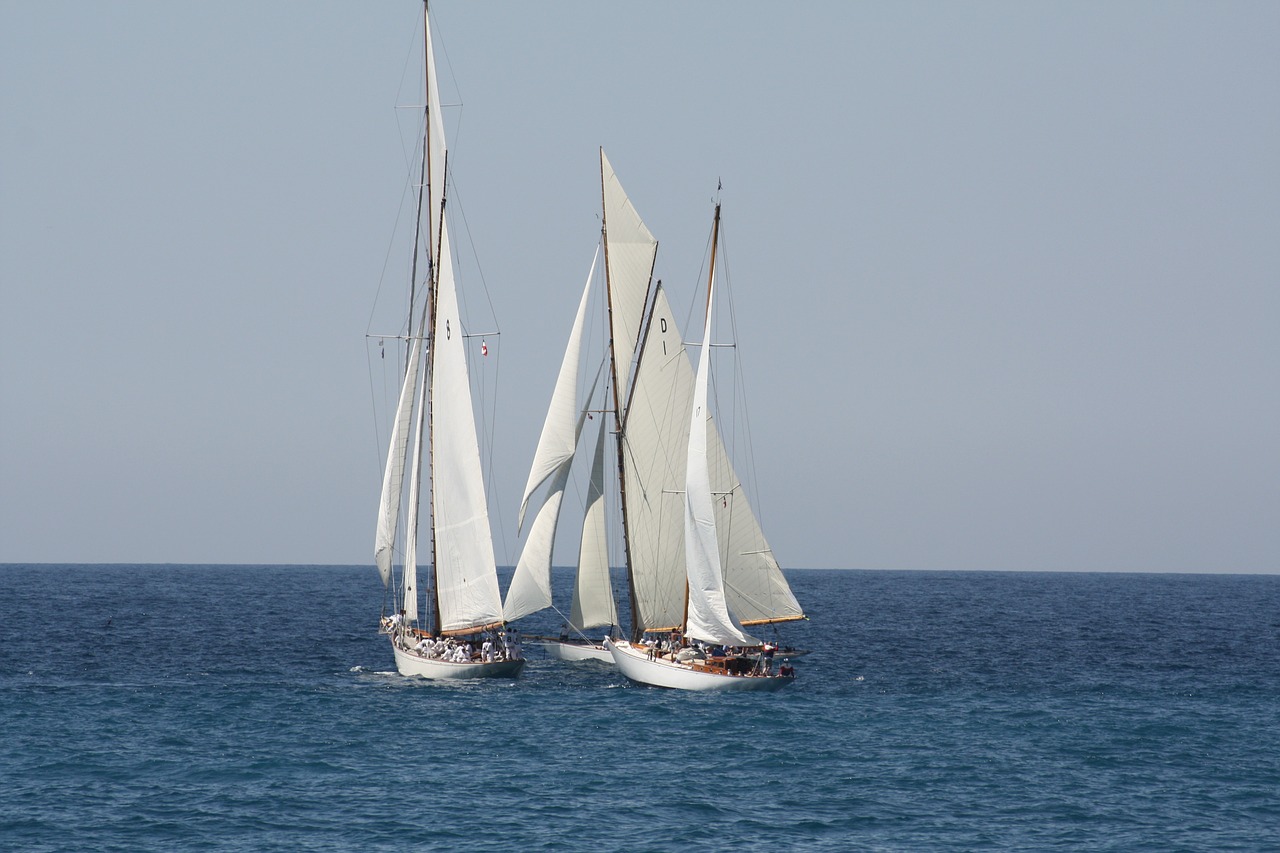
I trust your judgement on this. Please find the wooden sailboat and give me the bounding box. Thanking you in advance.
[521,151,804,689]
[372,2,523,679]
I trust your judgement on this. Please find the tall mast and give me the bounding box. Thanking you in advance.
[682,201,721,633]
[600,150,642,643]
[421,0,443,636]
[705,204,721,328]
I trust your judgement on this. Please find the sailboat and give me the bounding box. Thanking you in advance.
[533,151,805,690]
[371,2,523,679]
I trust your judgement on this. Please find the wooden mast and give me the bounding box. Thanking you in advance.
[682,201,722,635]
[600,149,644,644]
[421,0,443,637]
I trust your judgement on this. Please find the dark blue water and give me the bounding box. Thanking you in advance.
[2,566,1277,851]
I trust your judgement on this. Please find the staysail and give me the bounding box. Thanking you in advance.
[504,252,604,624]
[374,332,424,587]
[515,249,599,531]
[683,216,756,647]
[570,416,619,631]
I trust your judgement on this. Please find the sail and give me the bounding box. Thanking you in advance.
[374,333,424,586]
[503,458,571,623]
[516,249,598,531]
[620,283,697,632]
[601,149,657,387]
[570,416,618,631]
[709,431,804,625]
[429,220,504,633]
[683,261,756,647]
[402,347,429,624]
[424,11,447,275]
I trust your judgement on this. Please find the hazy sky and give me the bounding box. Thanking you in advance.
[2,1,1277,572]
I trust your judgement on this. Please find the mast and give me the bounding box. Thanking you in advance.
[600,150,643,643]
[599,151,660,637]
[682,201,721,633]
[421,0,443,636]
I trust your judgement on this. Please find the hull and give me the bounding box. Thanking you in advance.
[536,640,614,663]
[391,638,525,679]
[605,638,794,692]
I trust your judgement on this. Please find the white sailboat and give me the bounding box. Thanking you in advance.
[539,151,805,690]
[371,2,523,679]
[503,251,621,663]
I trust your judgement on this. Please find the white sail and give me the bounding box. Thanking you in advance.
[619,283,697,632]
[429,220,503,634]
[374,332,424,586]
[684,257,756,647]
[710,429,804,625]
[570,415,618,631]
[402,347,429,624]
[503,460,570,623]
[516,248,599,531]
[504,269,606,624]
[424,11,447,273]
[601,149,657,394]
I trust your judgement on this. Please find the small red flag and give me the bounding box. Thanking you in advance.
[481,340,488,356]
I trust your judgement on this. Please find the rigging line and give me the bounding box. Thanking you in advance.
[546,604,596,644]
[446,172,502,337]
[366,340,394,486]
[365,141,418,338]
[710,221,765,530]
[719,226,768,531]
[483,340,513,568]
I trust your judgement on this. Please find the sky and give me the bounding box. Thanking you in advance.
[2,1,1277,572]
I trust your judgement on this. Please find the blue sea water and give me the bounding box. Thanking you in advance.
[1,565,1277,852]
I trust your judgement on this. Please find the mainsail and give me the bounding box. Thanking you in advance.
[601,150,658,406]
[428,220,503,634]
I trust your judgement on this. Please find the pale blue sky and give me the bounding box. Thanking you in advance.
[2,1,1277,571]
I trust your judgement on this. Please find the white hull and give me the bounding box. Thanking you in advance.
[605,638,794,692]
[536,640,614,663]
[391,638,525,679]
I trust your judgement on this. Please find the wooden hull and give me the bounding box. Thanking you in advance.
[605,638,794,692]
[536,640,614,663]
[391,637,525,679]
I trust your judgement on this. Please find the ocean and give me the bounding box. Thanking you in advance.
[1,565,1277,851]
